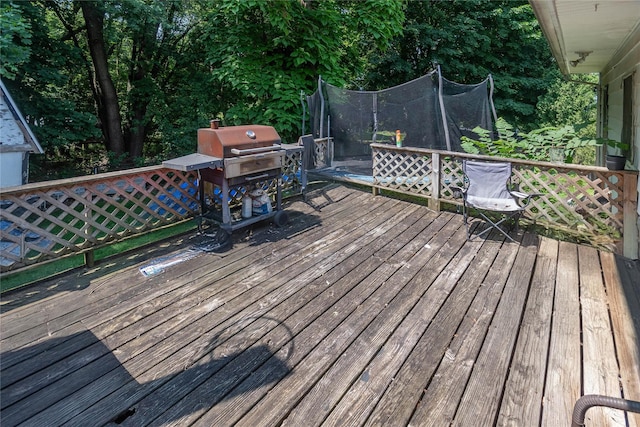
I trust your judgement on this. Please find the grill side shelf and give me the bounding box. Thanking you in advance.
[162,153,223,171]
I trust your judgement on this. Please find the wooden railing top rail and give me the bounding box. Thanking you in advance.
[0,165,165,194]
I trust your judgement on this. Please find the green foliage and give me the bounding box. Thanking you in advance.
[537,74,598,129]
[10,0,404,180]
[4,2,101,159]
[7,0,595,180]
[365,0,558,130]
[0,2,32,79]
[202,0,404,143]
[460,117,602,164]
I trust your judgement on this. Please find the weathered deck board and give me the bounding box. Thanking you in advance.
[1,184,638,427]
[315,232,488,426]
[541,241,582,426]
[5,190,406,426]
[278,220,480,427]
[452,232,539,426]
[408,235,519,427]
[497,236,558,425]
[190,215,462,427]
[601,252,640,427]
[579,245,626,426]
[107,202,436,426]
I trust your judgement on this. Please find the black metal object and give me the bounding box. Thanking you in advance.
[572,395,640,427]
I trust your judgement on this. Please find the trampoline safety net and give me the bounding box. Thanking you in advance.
[305,69,497,162]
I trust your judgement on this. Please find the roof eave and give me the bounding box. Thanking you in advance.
[0,79,44,154]
[529,0,571,75]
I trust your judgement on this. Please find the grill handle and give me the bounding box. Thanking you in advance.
[230,145,282,156]
[244,173,271,181]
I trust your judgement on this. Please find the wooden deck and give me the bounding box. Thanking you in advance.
[1,184,639,427]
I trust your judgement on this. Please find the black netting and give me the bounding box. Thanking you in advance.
[306,70,496,162]
[376,71,445,150]
[441,77,495,152]
[306,89,325,139]
[324,85,374,159]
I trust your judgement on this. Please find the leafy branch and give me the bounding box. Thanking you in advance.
[460,117,625,164]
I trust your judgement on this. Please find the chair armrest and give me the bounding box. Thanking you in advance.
[510,191,543,200]
[510,191,543,208]
[510,191,528,199]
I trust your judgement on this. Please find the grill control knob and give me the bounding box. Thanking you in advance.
[246,130,256,139]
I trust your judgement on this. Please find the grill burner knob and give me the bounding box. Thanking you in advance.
[246,130,256,139]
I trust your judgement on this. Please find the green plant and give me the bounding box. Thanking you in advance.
[598,137,629,156]
[461,118,602,164]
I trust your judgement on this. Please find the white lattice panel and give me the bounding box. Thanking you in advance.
[373,147,432,196]
[0,148,305,272]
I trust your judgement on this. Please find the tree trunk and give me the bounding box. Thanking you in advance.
[126,106,147,159]
[124,21,160,160]
[80,1,125,156]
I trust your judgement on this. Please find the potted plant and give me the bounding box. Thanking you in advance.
[598,138,629,170]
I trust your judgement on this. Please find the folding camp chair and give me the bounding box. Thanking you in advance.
[456,160,536,242]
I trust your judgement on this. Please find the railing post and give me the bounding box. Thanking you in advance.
[84,250,95,268]
[622,172,638,259]
[430,152,441,212]
[372,145,378,196]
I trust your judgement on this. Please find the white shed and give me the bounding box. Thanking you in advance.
[0,79,43,188]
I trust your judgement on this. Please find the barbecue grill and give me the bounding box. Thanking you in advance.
[163,121,290,247]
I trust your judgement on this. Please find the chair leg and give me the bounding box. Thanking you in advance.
[472,211,517,243]
[463,202,471,240]
[514,212,522,234]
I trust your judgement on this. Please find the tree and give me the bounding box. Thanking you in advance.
[75,0,212,161]
[3,2,101,179]
[80,1,125,155]
[365,0,558,130]
[8,0,588,179]
[0,1,31,79]
[201,0,405,143]
[537,74,598,131]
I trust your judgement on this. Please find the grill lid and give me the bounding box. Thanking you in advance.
[197,124,281,158]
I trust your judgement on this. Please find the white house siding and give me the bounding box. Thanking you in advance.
[601,39,640,256]
[0,80,42,188]
[0,151,26,187]
[0,87,29,188]
[0,95,26,147]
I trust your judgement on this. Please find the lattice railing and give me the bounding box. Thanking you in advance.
[0,167,198,271]
[371,143,638,256]
[0,146,304,272]
[313,137,332,169]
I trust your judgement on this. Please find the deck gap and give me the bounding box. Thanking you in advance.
[112,407,135,424]
[577,249,585,398]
